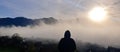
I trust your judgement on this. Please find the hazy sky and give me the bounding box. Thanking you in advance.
[0,0,120,47]
[0,0,120,19]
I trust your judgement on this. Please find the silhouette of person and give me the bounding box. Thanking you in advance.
[58,30,76,52]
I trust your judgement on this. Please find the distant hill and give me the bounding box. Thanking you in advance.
[0,17,58,27]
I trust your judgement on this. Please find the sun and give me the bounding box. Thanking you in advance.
[88,7,107,22]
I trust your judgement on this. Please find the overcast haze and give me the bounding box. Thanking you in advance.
[0,0,120,19]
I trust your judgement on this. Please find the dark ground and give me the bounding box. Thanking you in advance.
[0,34,120,52]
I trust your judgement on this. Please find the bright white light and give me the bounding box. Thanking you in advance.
[88,7,107,22]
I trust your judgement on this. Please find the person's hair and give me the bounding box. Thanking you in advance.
[64,30,71,38]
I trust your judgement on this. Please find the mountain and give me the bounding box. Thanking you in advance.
[0,17,58,27]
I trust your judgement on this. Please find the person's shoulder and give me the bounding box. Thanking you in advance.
[70,38,74,40]
[70,38,75,41]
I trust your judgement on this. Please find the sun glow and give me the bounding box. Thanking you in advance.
[88,7,107,22]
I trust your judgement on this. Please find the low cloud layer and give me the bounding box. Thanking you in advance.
[0,17,120,48]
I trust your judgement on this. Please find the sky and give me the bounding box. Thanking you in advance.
[0,0,120,19]
[0,0,120,47]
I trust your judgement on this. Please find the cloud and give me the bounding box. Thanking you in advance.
[0,0,87,18]
[0,0,120,20]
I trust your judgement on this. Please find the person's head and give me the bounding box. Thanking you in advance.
[64,30,71,38]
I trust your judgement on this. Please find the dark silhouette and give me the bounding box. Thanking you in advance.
[58,30,76,52]
[0,33,120,52]
[0,17,57,27]
[107,46,120,52]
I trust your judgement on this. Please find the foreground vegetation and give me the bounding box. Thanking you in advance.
[0,33,120,52]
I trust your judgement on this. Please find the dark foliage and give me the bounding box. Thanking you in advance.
[0,34,58,52]
[0,34,120,52]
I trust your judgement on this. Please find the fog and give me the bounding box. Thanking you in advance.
[0,18,120,47]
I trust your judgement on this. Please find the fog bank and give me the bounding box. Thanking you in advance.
[0,18,120,47]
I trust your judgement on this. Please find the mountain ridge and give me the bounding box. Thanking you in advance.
[0,17,58,27]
